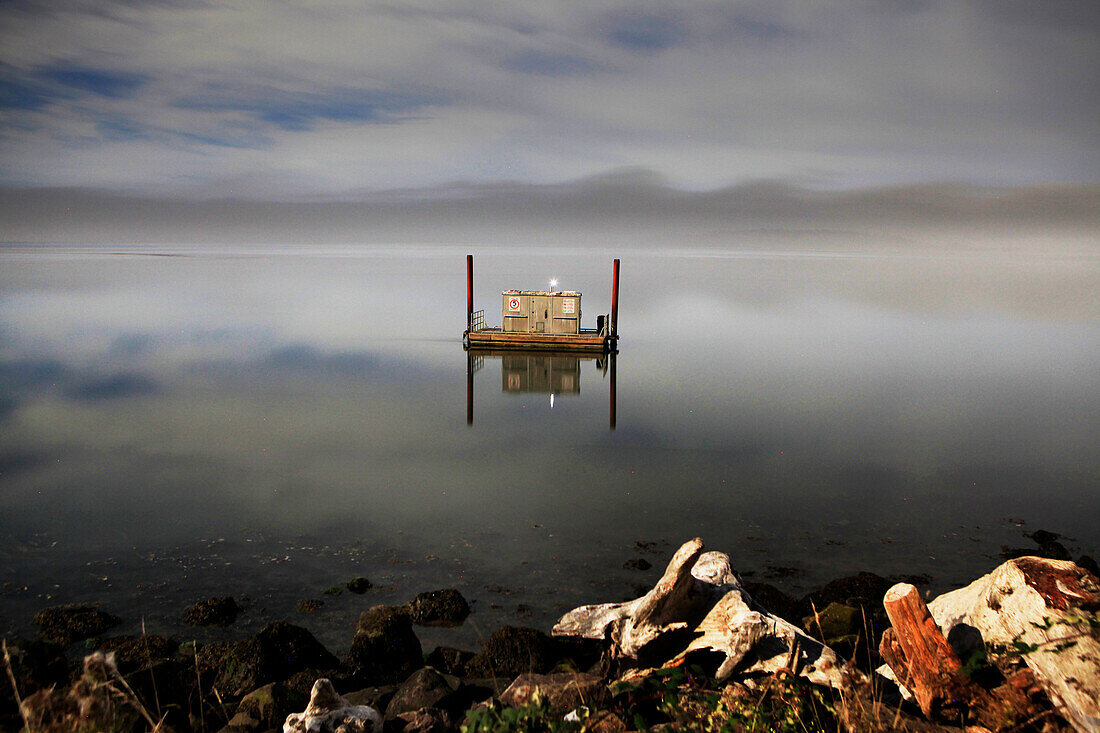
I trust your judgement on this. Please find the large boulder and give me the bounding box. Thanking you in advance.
[220,681,306,732]
[184,596,241,626]
[405,589,470,627]
[215,621,340,697]
[345,606,423,685]
[384,666,455,719]
[97,634,179,674]
[464,627,561,679]
[33,604,120,644]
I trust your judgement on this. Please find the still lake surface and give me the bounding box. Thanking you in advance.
[1,240,1097,651]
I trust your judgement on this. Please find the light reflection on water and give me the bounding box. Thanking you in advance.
[0,242,1097,651]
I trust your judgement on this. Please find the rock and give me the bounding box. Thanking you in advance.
[283,678,381,733]
[33,604,120,644]
[464,626,561,679]
[297,599,324,612]
[347,577,373,594]
[184,596,241,626]
[742,582,805,625]
[499,672,608,715]
[1029,529,1061,545]
[1004,541,1072,562]
[623,558,652,571]
[803,602,860,644]
[893,556,1100,733]
[357,605,411,634]
[1036,541,1072,561]
[346,606,423,685]
[342,685,397,713]
[215,621,341,697]
[804,571,890,611]
[283,668,357,698]
[425,647,475,677]
[1079,555,1100,577]
[223,682,306,732]
[394,707,450,732]
[405,589,470,627]
[96,634,179,673]
[384,666,455,719]
[0,638,68,723]
[554,538,854,689]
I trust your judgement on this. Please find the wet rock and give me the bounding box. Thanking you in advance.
[33,604,121,644]
[384,666,454,719]
[1003,544,1073,562]
[464,626,561,679]
[803,602,860,644]
[1029,529,1061,545]
[1001,546,1036,561]
[742,582,805,624]
[123,658,191,731]
[1036,541,1072,561]
[222,681,306,732]
[346,606,423,685]
[343,685,398,715]
[425,647,474,677]
[184,596,240,626]
[215,621,340,697]
[347,577,373,594]
[405,589,470,627]
[284,678,381,733]
[283,667,357,698]
[297,599,324,612]
[622,558,652,571]
[803,571,890,610]
[499,671,608,715]
[97,634,179,673]
[0,638,68,723]
[395,707,450,733]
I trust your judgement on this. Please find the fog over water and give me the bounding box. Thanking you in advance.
[1,213,1097,650]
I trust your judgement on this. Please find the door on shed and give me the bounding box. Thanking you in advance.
[530,296,550,333]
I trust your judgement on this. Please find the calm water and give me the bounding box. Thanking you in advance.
[1,241,1097,652]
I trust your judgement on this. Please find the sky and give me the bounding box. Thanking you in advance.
[1,0,1097,203]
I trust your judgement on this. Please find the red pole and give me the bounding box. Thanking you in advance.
[610,258,620,338]
[466,254,473,331]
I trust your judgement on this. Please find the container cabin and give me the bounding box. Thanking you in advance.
[462,255,619,353]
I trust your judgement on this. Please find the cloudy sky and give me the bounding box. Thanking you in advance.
[1,0,1097,203]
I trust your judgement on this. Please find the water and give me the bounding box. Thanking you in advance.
[1,240,1097,652]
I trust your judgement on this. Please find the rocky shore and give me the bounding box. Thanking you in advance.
[3,532,1097,733]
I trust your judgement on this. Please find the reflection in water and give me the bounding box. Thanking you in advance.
[466,350,617,428]
[0,243,1097,651]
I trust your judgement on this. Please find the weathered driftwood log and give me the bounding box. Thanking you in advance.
[283,678,381,733]
[881,558,1100,733]
[552,538,852,688]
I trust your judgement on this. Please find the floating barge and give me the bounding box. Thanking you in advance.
[463,255,620,353]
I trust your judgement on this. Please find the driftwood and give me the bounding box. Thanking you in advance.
[880,558,1100,733]
[552,538,852,688]
[881,583,966,716]
[283,678,381,733]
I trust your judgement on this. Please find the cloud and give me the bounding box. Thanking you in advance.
[0,0,1096,194]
